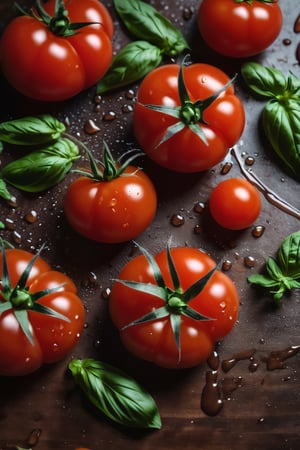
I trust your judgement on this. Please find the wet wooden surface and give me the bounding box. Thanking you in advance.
[1,1,300,449]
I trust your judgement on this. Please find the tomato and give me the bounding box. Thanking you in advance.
[209,177,261,230]
[0,0,113,101]
[133,62,245,172]
[109,246,239,369]
[197,0,282,58]
[0,247,85,376]
[64,161,157,244]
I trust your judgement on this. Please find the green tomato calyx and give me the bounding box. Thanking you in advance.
[0,242,70,345]
[144,55,237,148]
[17,0,100,37]
[114,242,215,362]
[72,140,143,182]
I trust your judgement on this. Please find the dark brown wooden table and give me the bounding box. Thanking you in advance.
[1,1,300,449]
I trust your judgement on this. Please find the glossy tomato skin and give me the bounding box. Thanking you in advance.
[109,248,239,369]
[209,178,261,230]
[0,249,85,376]
[0,0,113,101]
[197,0,282,58]
[64,166,157,243]
[133,63,245,172]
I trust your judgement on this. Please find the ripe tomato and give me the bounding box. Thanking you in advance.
[133,62,245,172]
[64,164,157,244]
[197,0,282,58]
[209,177,261,230]
[109,246,239,369]
[0,0,113,101]
[0,247,85,376]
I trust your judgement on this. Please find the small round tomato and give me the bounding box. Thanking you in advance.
[0,0,113,101]
[64,145,157,243]
[109,246,239,369]
[133,61,245,173]
[209,177,261,230]
[197,0,282,58]
[0,247,85,376]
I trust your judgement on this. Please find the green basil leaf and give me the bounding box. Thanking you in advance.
[277,230,300,278]
[1,138,79,193]
[69,358,161,429]
[266,257,284,281]
[241,62,287,98]
[97,41,162,94]
[0,178,13,201]
[247,273,280,289]
[114,0,188,56]
[0,115,66,146]
[263,98,300,181]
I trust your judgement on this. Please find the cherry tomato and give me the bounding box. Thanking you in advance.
[209,177,261,230]
[0,248,85,376]
[0,0,113,101]
[133,62,245,172]
[64,165,157,244]
[109,247,239,369]
[197,0,282,58]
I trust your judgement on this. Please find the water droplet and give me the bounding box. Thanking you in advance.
[182,6,194,20]
[170,213,185,227]
[244,256,256,268]
[84,119,100,134]
[257,417,265,424]
[193,201,206,213]
[6,196,17,207]
[4,217,14,230]
[93,94,102,104]
[194,224,203,235]
[294,13,300,33]
[103,111,117,121]
[282,38,292,45]
[27,428,42,446]
[25,210,38,224]
[252,225,265,238]
[12,231,22,244]
[122,103,134,113]
[101,287,111,299]
[125,89,135,100]
[220,162,232,175]
[296,43,300,64]
[245,156,255,166]
[222,260,232,271]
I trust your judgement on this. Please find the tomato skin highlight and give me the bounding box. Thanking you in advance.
[64,166,157,244]
[209,177,262,230]
[0,0,113,101]
[0,249,85,376]
[109,248,239,369]
[197,0,283,58]
[133,63,245,173]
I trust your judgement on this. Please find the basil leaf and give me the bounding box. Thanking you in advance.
[277,230,300,278]
[247,274,280,289]
[97,41,162,94]
[241,62,288,98]
[0,115,66,145]
[0,178,13,201]
[1,138,79,192]
[69,358,161,430]
[263,98,300,181]
[114,0,188,56]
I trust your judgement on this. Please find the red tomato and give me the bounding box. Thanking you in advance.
[209,177,261,230]
[197,0,282,58]
[0,0,113,101]
[109,247,239,369]
[0,248,85,376]
[64,165,157,244]
[133,63,245,172]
